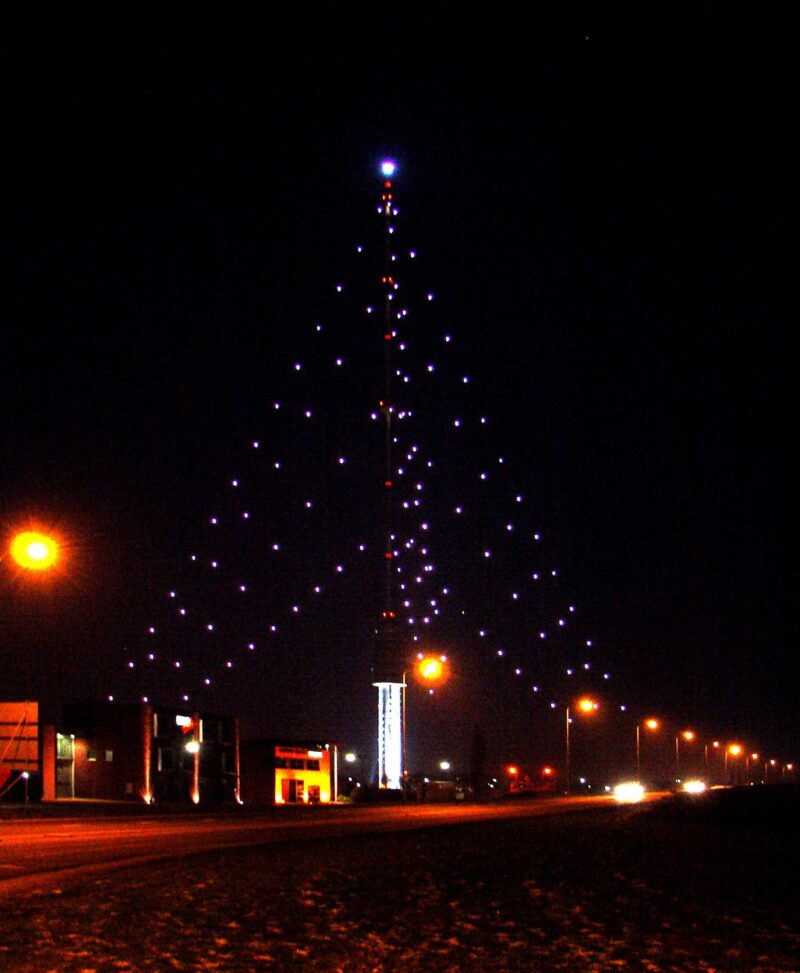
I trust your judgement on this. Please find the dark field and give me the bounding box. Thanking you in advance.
[1,789,798,971]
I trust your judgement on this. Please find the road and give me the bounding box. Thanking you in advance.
[0,793,663,897]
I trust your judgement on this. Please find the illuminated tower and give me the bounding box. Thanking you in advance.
[372,159,406,790]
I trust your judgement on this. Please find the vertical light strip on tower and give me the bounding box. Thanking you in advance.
[373,157,405,790]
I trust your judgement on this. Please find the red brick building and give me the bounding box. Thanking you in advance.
[58,701,240,804]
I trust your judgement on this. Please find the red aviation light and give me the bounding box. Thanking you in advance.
[385,551,394,559]
[385,480,392,487]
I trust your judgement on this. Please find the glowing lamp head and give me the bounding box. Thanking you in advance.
[10,530,59,571]
[185,740,200,755]
[507,765,518,777]
[418,657,442,681]
[542,766,554,777]
[380,159,397,177]
[728,744,742,757]
[682,730,695,742]
[645,719,660,731]
[416,653,448,685]
[577,697,598,714]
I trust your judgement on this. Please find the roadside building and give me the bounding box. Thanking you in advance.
[57,701,240,804]
[241,739,337,805]
[0,700,53,802]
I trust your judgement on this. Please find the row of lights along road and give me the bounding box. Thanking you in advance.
[3,529,794,791]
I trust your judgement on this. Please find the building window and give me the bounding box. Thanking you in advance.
[105,750,114,762]
[289,759,305,770]
[56,735,74,760]
[87,750,97,762]
[306,760,320,771]
[158,748,175,772]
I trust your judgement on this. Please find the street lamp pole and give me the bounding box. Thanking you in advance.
[401,654,449,801]
[637,719,659,784]
[565,705,571,795]
[565,698,598,795]
[725,743,742,784]
[676,730,695,780]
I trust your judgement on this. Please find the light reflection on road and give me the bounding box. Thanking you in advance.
[0,792,667,895]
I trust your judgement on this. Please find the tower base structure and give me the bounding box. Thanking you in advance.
[374,680,404,790]
[372,617,407,790]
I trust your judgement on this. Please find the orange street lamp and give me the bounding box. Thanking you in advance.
[764,757,777,783]
[636,718,660,782]
[9,530,60,572]
[725,743,742,783]
[401,653,451,799]
[565,698,598,794]
[706,740,721,780]
[675,729,696,778]
[415,653,448,687]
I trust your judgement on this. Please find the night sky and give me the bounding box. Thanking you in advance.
[1,7,795,778]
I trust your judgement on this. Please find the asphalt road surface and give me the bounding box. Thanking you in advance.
[0,794,659,897]
[1,789,797,971]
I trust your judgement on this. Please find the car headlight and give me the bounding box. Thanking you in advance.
[613,782,645,804]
